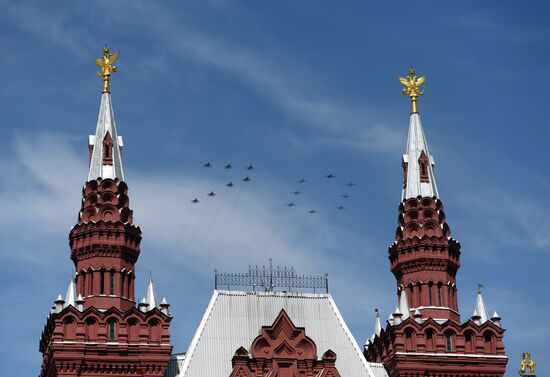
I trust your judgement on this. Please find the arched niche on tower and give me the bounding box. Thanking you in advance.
[127,317,139,343]
[85,317,99,341]
[404,327,416,351]
[463,330,475,354]
[148,318,161,343]
[63,316,77,340]
[483,330,496,354]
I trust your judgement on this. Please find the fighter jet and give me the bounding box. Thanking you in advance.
[226,182,235,187]
[297,178,306,183]
[191,198,200,204]
[203,162,213,168]
[224,163,233,170]
[246,165,255,170]
[308,209,317,214]
[291,190,302,195]
[243,176,251,182]
[286,202,296,207]
[207,191,216,197]
[341,194,351,199]
[345,182,356,187]
[325,174,335,179]
[336,205,345,210]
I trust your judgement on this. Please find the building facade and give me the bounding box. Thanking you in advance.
[364,69,507,377]
[39,47,173,377]
[39,50,507,377]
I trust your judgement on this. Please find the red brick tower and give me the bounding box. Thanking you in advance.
[39,47,172,377]
[364,68,507,377]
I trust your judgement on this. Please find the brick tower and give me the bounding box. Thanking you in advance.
[364,68,507,377]
[39,47,172,377]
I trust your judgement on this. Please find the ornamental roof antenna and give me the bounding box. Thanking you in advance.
[88,46,125,181]
[399,67,438,201]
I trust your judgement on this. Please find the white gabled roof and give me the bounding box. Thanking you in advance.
[176,290,379,377]
[402,113,439,200]
[88,92,124,181]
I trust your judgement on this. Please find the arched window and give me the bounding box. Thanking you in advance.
[149,319,161,343]
[408,284,414,307]
[100,269,105,295]
[483,332,495,354]
[426,329,435,351]
[428,282,433,306]
[121,273,126,298]
[464,331,475,353]
[63,317,77,340]
[109,270,115,295]
[404,328,415,351]
[437,283,443,306]
[107,319,117,341]
[128,318,139,343]
[85,318,98,341]
[444,332,454,352]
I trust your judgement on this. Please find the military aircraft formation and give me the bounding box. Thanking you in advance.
[285,173,356,214]
[192,162,356,214]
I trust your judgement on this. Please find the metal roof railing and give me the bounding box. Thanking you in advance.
[215,260,328,293]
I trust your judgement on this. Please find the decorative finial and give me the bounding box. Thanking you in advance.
[398,67,426,114]
[478,283,484,293]
[519,353,536,376]
[96,45,120,94]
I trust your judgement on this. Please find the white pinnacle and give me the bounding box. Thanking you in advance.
[64,277,77,308]
[146,273,158,310]
[399,289,410,319]
[475,287,489,324]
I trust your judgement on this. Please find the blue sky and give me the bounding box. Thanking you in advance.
[0,1,549,375]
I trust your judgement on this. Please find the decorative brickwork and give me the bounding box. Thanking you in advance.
[229,310,342,377]
[391,196,460,321]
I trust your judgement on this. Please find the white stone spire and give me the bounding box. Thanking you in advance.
[64,277,77,308]
[146,273,158,310]
[399,289,410,319]
[88,92,124,181]
[373,309,382,337]
[402,113,439,200]
[475,286,489,324]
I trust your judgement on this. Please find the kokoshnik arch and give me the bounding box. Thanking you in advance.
[38,48,507,377]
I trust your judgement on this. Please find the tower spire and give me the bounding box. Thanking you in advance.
[400,68,438,201]
[88,47,124,181]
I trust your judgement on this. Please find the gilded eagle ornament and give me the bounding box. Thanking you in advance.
[519,353,536,376]
[96,46,119,93]
[398,67,426,114]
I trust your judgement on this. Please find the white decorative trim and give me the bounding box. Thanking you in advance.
[328,294,378,377]
[395,351,507,359]
[176,290,219,377]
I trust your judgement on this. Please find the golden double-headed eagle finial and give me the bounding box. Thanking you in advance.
[519,353,536,376]
[96,45,120,94]
[398,67,426,114]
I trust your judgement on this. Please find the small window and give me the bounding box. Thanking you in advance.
[445,333,453,352]
[437,284,442,306]
[121,273,126,297]
[100,270,105,295]
[108,319,116,340]
[428,283,433,306]
[105,146,110,158]
[109,271,115,295]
